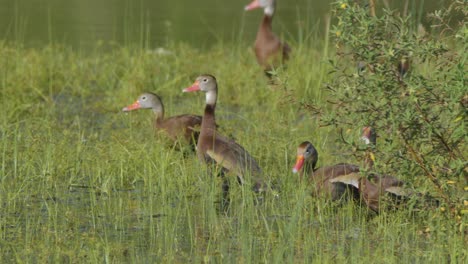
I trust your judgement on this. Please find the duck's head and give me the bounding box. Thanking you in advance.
[361,126,376,146]
[183,74,218,105]
[122,92,163,113]
[245,0,275,15]
[292,141,318,174]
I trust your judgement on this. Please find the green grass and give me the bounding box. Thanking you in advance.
[0,40,465,263]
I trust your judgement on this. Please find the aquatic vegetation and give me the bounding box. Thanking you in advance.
[0,2,465,262]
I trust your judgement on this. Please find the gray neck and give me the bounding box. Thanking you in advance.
[151,104,164,119]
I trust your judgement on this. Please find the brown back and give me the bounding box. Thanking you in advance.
[197,106,265,192]
[156,114,202,144]
[359,174,405,212]
[309,163,360,200]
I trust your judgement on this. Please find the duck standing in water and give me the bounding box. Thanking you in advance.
[245,0,291,76]
[183,75,267,193]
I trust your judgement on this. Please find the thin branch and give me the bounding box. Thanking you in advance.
[414,101,458,159]
[401,135,451,207]
[369,0,376,17]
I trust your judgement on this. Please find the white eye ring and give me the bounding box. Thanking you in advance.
[141,96,147,100]
[203,78,208,82]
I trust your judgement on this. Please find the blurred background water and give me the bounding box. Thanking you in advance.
[0,0,454,50]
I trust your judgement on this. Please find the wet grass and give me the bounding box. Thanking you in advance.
[0,41,465,262]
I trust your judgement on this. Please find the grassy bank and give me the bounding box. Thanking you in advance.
[0,38,465,263]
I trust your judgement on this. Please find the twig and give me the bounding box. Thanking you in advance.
[369,0,376,17]
[401,136,451,207]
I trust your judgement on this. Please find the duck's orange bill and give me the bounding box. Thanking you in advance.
[183,81,200,92]
[245,0,260,11]
[122,100,141,112]
[292,155,304,173]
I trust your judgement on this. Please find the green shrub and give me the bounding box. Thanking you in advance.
[321,1,466,214]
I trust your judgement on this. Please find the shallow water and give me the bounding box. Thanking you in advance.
[0,0,453,49]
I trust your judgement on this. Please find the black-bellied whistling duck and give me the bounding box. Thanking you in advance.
[331,172,411,212]
[397,57,410,79]
[359,126,415,211]
[122,92,202,145]
[292,141,360,200]
[361,126,377,146]
[361,126,377,170]
[358,174,408,211]
[329,127,412,212]
[314,127,438,212]
[183,75,266,192]
[245,0,291,75]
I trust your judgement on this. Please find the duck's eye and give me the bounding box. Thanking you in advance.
[141,96,147,100]
[203,78,208,82]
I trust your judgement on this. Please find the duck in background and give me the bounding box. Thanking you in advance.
[397,56,410,80]
[245,0,291,77]
[122,92,202,147]
[361,126,377,170]
[331,127,438,212]
[183,75,267,195]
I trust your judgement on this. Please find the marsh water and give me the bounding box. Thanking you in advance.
[0,0,453,49]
